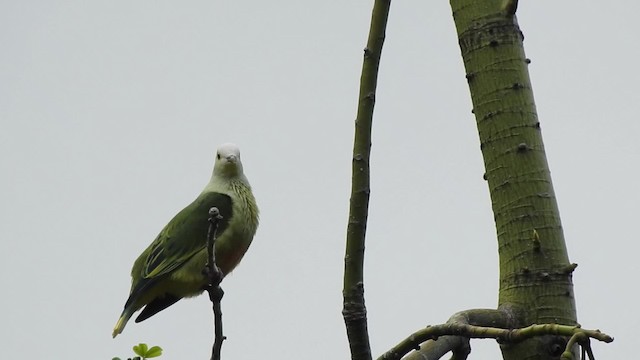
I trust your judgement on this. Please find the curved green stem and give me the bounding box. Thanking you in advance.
[342,1,391,360]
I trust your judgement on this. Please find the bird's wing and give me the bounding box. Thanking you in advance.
[143,191,233,278]
[124,191,233,309]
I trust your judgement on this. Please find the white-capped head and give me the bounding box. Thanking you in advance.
[212,143,244,178]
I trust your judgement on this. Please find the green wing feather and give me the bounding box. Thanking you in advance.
[124,191,233,310]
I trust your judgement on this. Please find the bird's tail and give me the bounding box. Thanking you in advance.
[112,308,134,338]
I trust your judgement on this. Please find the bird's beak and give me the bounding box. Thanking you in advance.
[226,154,238,163]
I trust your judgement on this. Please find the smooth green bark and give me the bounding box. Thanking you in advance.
[343,1,391,360]
[449,1,577,358]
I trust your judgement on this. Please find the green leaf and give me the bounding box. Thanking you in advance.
[133,343,148,356]
[145,346,163,358]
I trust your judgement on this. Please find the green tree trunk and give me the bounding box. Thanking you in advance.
[449,1,578,358]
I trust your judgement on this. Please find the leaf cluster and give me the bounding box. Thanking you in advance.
[113,343,163,360]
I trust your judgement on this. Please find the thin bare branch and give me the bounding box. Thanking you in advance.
[343,1,391,360]
[205,207,225,360]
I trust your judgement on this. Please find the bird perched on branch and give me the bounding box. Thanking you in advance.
[112,143,259,338]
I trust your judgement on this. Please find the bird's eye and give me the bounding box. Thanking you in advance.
[216,153,221,160]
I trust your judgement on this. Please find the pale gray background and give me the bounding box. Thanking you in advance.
[1,1,636,359]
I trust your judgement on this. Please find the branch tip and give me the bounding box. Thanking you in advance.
[205,207,225,360]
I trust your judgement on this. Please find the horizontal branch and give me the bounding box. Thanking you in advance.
[403,308,509,360]
[379,321,612,360]
[404,335,470,360]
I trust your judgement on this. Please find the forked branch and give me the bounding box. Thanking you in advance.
[380,308,612,360]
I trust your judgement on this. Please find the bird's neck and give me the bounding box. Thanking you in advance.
[203,174,250,193]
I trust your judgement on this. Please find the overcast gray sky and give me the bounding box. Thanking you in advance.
[1,1,636,359]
